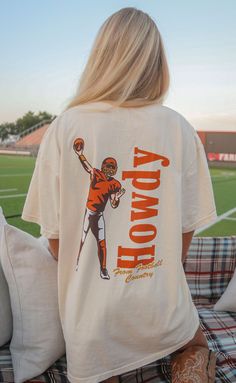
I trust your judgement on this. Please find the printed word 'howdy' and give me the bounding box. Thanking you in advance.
[117,147,170,268]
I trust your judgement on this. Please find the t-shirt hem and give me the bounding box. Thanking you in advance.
[182,210,217,233]
[21,213,59,238]
[67,318,200,383]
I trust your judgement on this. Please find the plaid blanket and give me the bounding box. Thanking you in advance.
[1,236,236,382]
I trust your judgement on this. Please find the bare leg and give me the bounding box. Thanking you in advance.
[175,324,209,353]
[171,325,217,382]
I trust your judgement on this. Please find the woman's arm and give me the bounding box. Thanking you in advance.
[48,239,59,261]
[182,230,194,264]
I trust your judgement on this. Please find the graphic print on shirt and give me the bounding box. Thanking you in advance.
[73,138,126,280]
[113,147,170,283]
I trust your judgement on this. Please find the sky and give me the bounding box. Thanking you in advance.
[0,0,236,131]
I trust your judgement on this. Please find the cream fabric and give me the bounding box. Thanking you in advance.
[22,102,217,383]
[0,223,65,383]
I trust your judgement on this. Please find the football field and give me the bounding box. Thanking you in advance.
[0,155,235,237]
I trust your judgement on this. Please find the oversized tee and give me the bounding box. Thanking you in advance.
[21,102,218,383]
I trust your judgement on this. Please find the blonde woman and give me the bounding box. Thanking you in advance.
[22,7,218,383]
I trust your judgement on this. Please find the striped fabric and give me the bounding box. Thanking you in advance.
[0,236,235,383]
[184,236,236,307]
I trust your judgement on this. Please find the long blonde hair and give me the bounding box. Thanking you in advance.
[65,7,170,110]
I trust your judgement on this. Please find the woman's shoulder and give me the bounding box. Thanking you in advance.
[45,106,88,133]
[160,105,194,127]
[60,102,112,118]
[155,105,197,139]
[52,103,197,137]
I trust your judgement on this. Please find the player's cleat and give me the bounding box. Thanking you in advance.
[100,267,110,280]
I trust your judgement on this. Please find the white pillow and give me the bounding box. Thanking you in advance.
[0,223,65,383]
[0,207,13,346]
[214,267,236,312]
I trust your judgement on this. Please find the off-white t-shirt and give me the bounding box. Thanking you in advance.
[22,102,218,383]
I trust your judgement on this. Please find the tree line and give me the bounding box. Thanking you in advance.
[0,111,55,142]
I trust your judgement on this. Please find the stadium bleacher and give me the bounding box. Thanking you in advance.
[15,124,49,148]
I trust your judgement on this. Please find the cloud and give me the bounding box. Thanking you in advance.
[190,113,236,132]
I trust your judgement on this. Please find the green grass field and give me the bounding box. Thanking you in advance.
[0,155,236,237]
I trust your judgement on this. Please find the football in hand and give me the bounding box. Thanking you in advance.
[73,138,84,152]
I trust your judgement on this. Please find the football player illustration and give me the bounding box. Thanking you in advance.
[73,138,125,280]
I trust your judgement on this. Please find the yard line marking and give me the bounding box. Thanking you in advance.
[0,173,31,177]
[0,193,27,199]
[195,207,236,234]
[0,188,18,192]
[224,217,236,221]
[211,172,236,179]
[211,171,235,177]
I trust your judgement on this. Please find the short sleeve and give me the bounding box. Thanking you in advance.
[114,180,121,192]
[21,116,61,238]
[182,129,217,233]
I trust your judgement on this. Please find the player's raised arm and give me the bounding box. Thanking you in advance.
[73,138,93,175]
